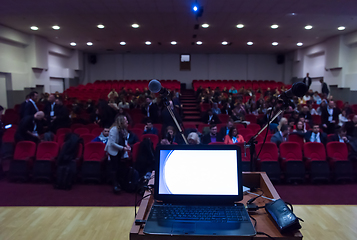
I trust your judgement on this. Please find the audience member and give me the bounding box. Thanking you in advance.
[202,109,220,125]
[92,127,110,144]
[321,100,340,134]
[303,73,312,89]
[44,94,56,125]
[270,124,289,147]
[107,88,118,101]
[15,111,45,143]
[201,125,218,144]
[338,110,349,127]
[217,119,234,142]
[328,128,349,143]
[304,124,327,145]
[51,98,70,132]
[300,106,313,125]
[211,102,221,115]
[187,132,200,145]
[118,98,130,109]
[224,126,244,144]
[313,92,322,104]
[320,79,330,96]
[143,119,158,135]
[105,115,131,194]
[143,97,159,123]
[24,91,39,117]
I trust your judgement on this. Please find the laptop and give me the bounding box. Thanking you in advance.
[143,144,256,236]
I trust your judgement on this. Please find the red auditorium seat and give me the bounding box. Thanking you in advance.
[303,142,330,183]
[235,123,245,129]
[200,103,211,112]
[140,134,159,149]
[71,123,85,130]
[84,123,100,131]
[73,128,90,135]
[246,123,261,133]
[134,123,146,130]
[245,114,257,123]
[326,142,353,182]
[33,142,60,181]
[183,123,197,130]
[197,124,210,134]
[57,128,72,136]
[80,134,96,145]
[91,128,104,136]
[237,128,253,141]
[279,142,305,183]
[255,142,281,182]
[288,134,305,150]
[9,141,37,181]
[2,113,20,125]
[312,115,321,125]
[131,113,145,124]
[81,142,106,183]
[245,134,263,143]
[130,128,143,140]
[217,114,230,123]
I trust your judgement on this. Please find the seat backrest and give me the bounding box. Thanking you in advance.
[238,129,253,140]
[56,128,72,136]
[91,128,104,136]
[130,128,143,140]
[245,134,264,143]
[140,134,159,148]
[326,142,348,160]
[245,114,257,123]
[83,142,106,161]
[74,128,90,135]
[81,134,97,145]
[279,142,303,161]
[13,141,37,160]
[36,142,59,161]
[288,134,304,150]
[197,124,210,133]
[2,129,16,143]
[85,123,100,131]
[247,123,261,133]
[134,123,146,130]
[303,142,326,160]
[235,123,245,129]
[70,123,85,130]
[217,114,230,123]
[183,123,197,130]
[256,143,279,161]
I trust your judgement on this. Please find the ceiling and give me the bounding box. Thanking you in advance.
[1,0,357,54]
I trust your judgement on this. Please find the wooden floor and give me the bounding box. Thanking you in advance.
[0,206,356,240]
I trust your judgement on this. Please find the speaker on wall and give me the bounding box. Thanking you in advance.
[89,55,97,64]
[277,54,285,64]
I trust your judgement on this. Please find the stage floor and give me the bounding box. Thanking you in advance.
[0,206,356,240]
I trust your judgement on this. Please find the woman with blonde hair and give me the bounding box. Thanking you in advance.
[105,115,131,194]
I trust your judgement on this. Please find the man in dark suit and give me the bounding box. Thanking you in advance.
[15,111,45,143]
[270,124,289,147]
[202,109,220,125]
[143,97,159,123]
[20,94,30,119]
[328,128,349,143]
[44,94,56,130]
[321,101,340,134]
[51,98,70,132]
[303,73,312,89]
[304,124,328,145]
[299,106,313,126]
[24,91,39,117]
[320,79,329,96]
[201,125,218,144]
[217,119,234,142]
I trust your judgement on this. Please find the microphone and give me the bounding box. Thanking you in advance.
[279,82,308,99]
[148,79,168,96]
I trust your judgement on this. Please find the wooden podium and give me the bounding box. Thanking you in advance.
[130,172,303,240]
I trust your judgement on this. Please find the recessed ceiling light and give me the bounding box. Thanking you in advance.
[196,41,203,45]
[222,41,228,45]
[145,41,151,45]
[272,42,278,46]
[30,26,38,31]
[97,24,105,29]
[201,23,209,28]
[271,24,279,29]
[132,23,139,28]
[338,26,345,31]
[305,25,313,30]
[119,41,126,46]
[87,42,93,46]
[247,41,253,45]
[236,24,244,28]
[52,25,60,30]
[171,41,177,45]
[297,42,303,46]
[70,42,76,46]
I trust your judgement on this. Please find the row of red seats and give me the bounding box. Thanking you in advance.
[192,79,289,91]
[208,142,353,183]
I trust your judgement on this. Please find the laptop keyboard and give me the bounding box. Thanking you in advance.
[150,205,249,223]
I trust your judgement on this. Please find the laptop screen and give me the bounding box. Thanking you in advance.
[154,145,243,204]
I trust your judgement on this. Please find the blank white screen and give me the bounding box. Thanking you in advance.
[159,150,239,195]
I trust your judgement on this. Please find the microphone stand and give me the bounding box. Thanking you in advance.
[245,100,289,172]
[161,94,189,145]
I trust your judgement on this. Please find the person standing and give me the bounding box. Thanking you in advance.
[320,79,329,96]
[105,115,131,194]
[303,73,312,89]
[15,111,45,143]
[24,91,39,117]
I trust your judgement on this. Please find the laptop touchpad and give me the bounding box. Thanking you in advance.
[172,222,196,234]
